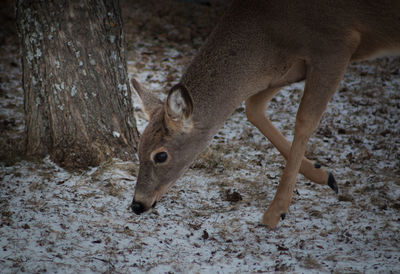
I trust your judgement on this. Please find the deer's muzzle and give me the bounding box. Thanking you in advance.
[130,198,157,215]
[130,199,146,215]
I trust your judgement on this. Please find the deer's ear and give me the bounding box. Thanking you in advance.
[165,84,193,122]
[130,78,162,118]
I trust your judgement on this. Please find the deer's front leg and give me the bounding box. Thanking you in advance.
[262,127,313,228]
[262,59,348,228]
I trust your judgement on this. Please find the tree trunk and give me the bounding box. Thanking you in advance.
[16,0,139,168]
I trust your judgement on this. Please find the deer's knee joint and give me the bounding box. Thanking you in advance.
[294,111,322,138]
[294,118,311,136]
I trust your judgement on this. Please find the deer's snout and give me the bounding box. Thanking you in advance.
[130,199,146,215]
[130,198,157,215]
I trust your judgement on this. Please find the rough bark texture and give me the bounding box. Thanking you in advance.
[16,0,139,168]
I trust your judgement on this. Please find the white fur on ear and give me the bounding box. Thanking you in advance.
[165,84,194,132]
[168,89,186,120]
[166,84,193,121]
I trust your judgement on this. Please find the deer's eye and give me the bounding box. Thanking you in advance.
[154,152,168,163]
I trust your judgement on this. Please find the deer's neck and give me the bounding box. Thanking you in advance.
[180,9,273,137]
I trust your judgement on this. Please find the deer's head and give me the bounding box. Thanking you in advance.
[130,78,206,214]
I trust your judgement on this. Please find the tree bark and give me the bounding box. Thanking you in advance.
[16,0,139,168]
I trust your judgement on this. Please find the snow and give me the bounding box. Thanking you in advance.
[1,0,400,273]
[113,131,121,138]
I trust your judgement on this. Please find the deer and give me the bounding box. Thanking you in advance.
[130,0,400,228]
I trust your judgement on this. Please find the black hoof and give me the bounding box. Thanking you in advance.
[328,173,339,194]
[280,213,286,220]
[314,163,322,169]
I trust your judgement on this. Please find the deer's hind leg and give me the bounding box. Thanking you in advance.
[246,87,337,190]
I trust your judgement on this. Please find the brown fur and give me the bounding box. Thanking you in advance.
[132,0,400,228]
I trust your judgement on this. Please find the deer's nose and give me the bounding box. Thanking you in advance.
[131,199,145,215]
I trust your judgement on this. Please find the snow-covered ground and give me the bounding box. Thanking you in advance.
[1,0,399,273]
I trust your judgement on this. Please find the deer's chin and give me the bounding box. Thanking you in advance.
[153,181,174,202]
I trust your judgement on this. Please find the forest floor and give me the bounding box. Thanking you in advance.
[1,0,400,273]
